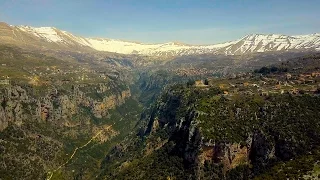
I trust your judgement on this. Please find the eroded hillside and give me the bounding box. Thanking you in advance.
[99,56,320,179]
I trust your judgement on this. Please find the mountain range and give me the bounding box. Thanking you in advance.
[1,22,319,56]
[1,19,320,180]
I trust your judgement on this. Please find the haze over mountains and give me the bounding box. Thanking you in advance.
[1,22,319,57]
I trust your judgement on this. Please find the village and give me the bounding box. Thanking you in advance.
[194,70,320,97]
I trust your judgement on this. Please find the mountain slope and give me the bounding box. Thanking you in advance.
[99,58,320,179]
[84,34,320,56]
[0,22,94,51]
[1,22,320,56]
[223,34,320,55]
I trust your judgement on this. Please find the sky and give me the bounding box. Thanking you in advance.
[0,0,319,44]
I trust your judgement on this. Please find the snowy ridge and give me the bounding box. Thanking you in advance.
[225,34,320,55]
[18,26,64,43]
[11,24,320,56]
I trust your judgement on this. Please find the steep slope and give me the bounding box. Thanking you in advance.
[16,25,93,47]
[99,61,320,179]
[1,22,319,56]
[0,22,93,51]
[223,34,320,55]
[0,45,143,179]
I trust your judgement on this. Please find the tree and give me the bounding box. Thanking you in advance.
[204,79,209,85]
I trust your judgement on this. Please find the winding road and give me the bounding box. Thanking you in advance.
[46,125,112,180]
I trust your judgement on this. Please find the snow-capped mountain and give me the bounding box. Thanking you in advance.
[222,34,320,55]
[1,22,319,56]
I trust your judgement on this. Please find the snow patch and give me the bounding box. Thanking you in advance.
[12,24,320,56]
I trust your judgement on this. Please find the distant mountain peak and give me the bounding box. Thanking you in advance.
[1,22,319,56]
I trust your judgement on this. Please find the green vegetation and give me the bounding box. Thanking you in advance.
[256,147,320,179]
[254,66,288,74]
[100,61,320,179]
[1,42,320,180]
[114,145,189,180]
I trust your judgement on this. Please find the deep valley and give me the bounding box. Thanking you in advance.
[0,20,320,180]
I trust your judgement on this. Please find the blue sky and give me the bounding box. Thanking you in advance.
[0,0,319,44]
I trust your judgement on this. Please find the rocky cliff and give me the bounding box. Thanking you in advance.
[156,86,319,178]
[107,82,320,179]
[0,83,131,131]
[0,81,134,179]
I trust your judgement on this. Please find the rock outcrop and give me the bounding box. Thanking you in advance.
[92,90,131,118]
[141,86,320,179]
[0,84,131,132]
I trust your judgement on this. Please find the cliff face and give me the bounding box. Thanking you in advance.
[0,82,134,179]
[0,85,29,131]
[92,89,131,118]
[140,85,320,179]
[0,83,131,131]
